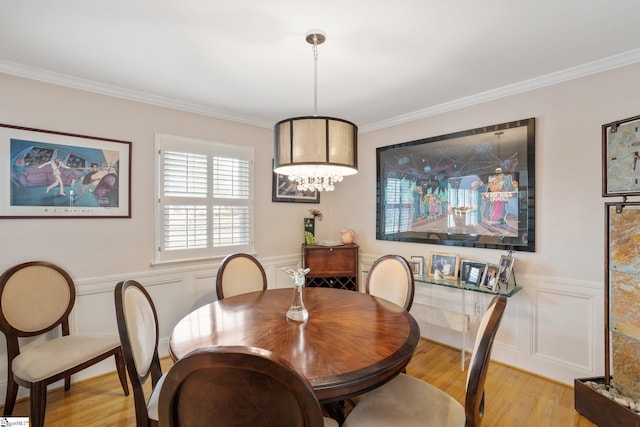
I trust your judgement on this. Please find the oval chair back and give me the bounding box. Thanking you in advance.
[215,253,267,299]
[366,255,415,310]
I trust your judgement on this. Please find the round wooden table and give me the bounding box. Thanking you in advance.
[169,287,420,403]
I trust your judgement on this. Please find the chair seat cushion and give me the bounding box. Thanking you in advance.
[12,334,120,382]
[344,374,465,427]
[147,372,167,421]
[323,416,339,427]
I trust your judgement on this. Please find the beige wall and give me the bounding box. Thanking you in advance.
[0,61,639,394]
[0,73,335,277]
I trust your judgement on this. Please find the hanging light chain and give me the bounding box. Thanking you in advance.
[312,34,319,116]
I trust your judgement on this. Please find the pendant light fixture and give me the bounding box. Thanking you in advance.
[273,30,358,192]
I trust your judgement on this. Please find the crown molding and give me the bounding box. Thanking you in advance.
[360,48,640,133]
[0,61,274,129]
[2,48,640,134]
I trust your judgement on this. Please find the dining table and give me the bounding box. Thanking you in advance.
[169,287,420,409]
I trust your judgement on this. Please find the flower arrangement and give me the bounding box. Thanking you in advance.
[304,209,323,245]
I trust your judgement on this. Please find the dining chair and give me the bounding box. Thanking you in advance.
[365,254,415,310]
[158,345,338,427]
[0,261,129,427]
[343,295,508,427]
[215,253,267,299]
[115,279,165,427]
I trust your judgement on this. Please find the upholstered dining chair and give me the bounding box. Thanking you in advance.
[115,279,165,427]
[343,295,508,427]
[215,253,267,299]
[158,345,338,427]
[0,261,129,427]
[366,254,415,311]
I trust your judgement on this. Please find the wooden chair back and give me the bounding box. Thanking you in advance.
[215,253,267,299]
[464,295,508,427]
[0,261,129,427]
[115,279,163,427]
[366,255,415,310]
[158,345,326,427]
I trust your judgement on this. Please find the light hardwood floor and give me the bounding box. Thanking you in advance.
[2,339,597,426]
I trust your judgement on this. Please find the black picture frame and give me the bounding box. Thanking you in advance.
[602,114,640,197]
[271,160,320,203]
[2,123,131,218]
[460,260,488,286]
[376,118,535,251]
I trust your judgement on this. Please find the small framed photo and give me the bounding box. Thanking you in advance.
[410,256,424,279]
[460,260,488,286]
[498,255,514,284]
[428,252,460,280]
[481,263,500,290]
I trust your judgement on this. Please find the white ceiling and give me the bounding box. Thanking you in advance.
[2,1,640,133]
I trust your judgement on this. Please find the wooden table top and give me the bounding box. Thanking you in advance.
[169,287,420,403]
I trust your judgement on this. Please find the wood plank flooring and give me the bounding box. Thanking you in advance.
[2,339,597,426]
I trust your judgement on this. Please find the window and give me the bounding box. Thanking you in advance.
[155,134,253,263]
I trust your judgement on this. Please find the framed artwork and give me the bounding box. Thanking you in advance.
[460,260,488,286]
[481,263,500,290]
[427,252,460,280]
[271,160,320,203]
[498,255,514,284]
[376,118,535,252]
[603,114,640,197]
[1,123,131,218]
[410,256,424,279]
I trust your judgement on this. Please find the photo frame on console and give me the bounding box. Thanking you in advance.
[481,263,500,290]
[428,252,460,280]
[410,256,424,280]
[460,260,488,286]
[498,255,514,284]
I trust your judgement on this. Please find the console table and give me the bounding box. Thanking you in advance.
[413,275,521,369]
[303,244,359,291]
[361,265,522,370]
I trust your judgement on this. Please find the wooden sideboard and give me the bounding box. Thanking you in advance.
[302,244,358,291]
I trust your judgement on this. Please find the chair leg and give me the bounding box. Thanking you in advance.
[114,348,130,396]
[30,382,47,427]
[3,373,18,415]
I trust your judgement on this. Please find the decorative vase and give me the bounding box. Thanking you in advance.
[283,268,310,322]
[340,229,356,244]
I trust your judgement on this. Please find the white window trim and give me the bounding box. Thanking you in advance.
[154,133,254,264]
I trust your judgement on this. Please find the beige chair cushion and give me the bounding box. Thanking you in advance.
[368,258,410,308]
[123,286,158,378]
[147,372,167,421]
[220,257,265,298]
[12,334,120,382]
[323,416,339,427]
[343,374,465,427]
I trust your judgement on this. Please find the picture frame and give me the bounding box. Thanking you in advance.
[460,260,488,286]
[481,263,500,290]
[410,255,424,280]
[497,255,514,284]
[602,114,640,197]
[2,123,131,218]
[427,252,460,280]
[271,159,320,203]
[375,118,535,252]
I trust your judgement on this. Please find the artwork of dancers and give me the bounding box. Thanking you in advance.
[481,167,518,225]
